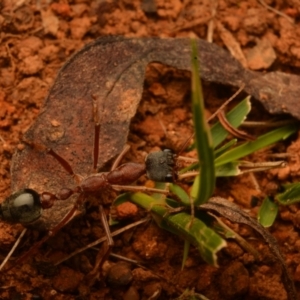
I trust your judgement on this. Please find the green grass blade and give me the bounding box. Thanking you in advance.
[258,197,279,227]
[191,39,215,205]
[166,211,227,266]
[170,183,191,206]
[211,96,251,148]
[215,162,240,176]
[178,97,249,176]
[130,192,227,266]
[214,139,237,158]
[214,124,298,167]
[182,240,190,270]
[152,182,168,200]
[112,193,131,206]
[178,161,198,174]
[276,182,300,205]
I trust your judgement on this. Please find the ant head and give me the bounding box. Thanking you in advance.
[145,149,176,183]
[0,189,42,225]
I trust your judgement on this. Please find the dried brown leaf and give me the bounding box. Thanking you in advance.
[11,37,300,230]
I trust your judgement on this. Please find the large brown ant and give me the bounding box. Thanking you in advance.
[0,83,249,273]
[0,98,177,273]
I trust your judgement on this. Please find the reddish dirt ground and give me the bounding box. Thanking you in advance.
[1,1,300,299]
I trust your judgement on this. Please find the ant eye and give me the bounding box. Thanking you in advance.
[0,189,42,225]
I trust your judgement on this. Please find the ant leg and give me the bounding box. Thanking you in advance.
[45,148,82,185]
[48,148,75,176]
[111,144,130,171]
[111,184,169,194]
[23,139,81,184]
[99,204,114,248]
[87,204,114,280]
[91,94,131,173]
[92,95,100,173]
[91,95,117,277]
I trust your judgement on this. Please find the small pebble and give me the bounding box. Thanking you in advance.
[107,262,133,287]
[123,286,140,300]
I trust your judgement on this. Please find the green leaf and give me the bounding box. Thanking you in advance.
[165,211,227,266]
[215,162,240,176]
[182,240,190,270]
[190,39,215,205]
[177,97,253,178]
[130,192,227,266]
[214,124,298,167]
[152,181,168,201]
[276,182,300,205]
[170,183,191,206]
[258,197,279,227]
[112,193,131,206]
[178,161,198,175]
[214,139,237,158]
[211,96,251,148]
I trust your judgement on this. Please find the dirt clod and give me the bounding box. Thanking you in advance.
[115,202,138,219]
[219,261,249,298]
[52,266,84,293]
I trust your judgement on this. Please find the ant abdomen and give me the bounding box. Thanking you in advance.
[0,189,42,225]
[145,149,176,183]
